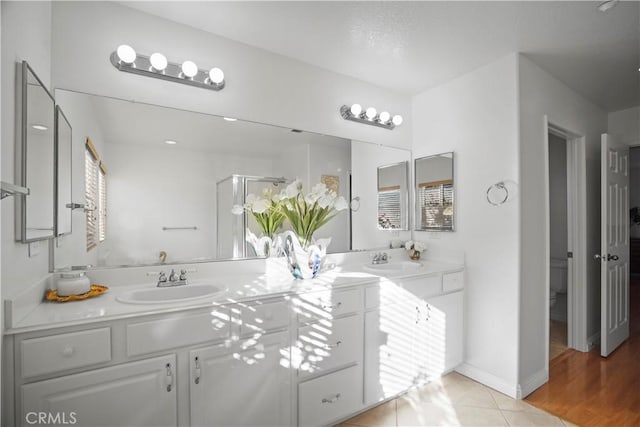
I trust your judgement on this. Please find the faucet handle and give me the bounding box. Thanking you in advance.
[179,269,187,281]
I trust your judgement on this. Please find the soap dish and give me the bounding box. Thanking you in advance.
[45,284,109,302]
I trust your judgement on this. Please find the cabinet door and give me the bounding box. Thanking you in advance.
[190,330,291,427]
[364,299,418,405]
[419,291,464,379]
[21,354,177,427]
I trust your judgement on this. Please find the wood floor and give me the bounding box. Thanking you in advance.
[525,279,640,427]
[549,319,568,361]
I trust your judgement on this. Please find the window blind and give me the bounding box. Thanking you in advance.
[98,163,107,242]
[378,189,402,229]
[418,181,453,229]
[85,145,98,251]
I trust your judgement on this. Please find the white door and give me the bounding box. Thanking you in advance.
[21,355,177,427]
[599,133,630,357]
[190,330,291,427]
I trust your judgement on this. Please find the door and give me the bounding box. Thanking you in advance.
[21,355,177,427]
[599,133,630,356]
[190,330,291,427]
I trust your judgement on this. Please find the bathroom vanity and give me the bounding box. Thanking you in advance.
[2,255,464,427]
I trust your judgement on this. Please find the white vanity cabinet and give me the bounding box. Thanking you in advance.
[189,330,291,427]
[363,271,464,406]
[20,354,177,427]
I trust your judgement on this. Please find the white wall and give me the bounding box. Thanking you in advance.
[351,141,411,251]
[51,1,411,150]
[518,54,607,391]
[608,106,640,145]
[1,0,52,300]
[412,54,520,396]
[548,134,568,260]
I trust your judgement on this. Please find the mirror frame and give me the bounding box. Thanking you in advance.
[376,161,409,231]
[55,105,73,237]
[15,61,56,243]
[414,152,455,232]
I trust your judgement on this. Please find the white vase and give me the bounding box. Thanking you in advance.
[246,229,282,257]
[281,230,331,279]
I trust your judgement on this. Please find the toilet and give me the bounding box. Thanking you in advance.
[550,257,568,307]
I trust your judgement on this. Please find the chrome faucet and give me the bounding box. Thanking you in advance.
[371,252,389,264]
[152,269,189,287]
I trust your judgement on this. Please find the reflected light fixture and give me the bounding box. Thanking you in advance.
[110,44,225,91]
[597,0,619,12]
[340,103,403,130]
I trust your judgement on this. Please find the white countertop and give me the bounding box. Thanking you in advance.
[5,259,463,335]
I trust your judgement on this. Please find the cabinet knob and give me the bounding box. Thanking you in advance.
[61,346,74,357]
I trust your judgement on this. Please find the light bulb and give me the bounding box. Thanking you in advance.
[365,107,377,120]
[164,140,178,145]
[116,45,136,64]
[181,60,198,78]
[350,104,362,116]
[208,67,224,84]
[149,53,168,71]
[31,124,48,131]
[379,111,390,123]
[223,117,237,122]
[392,115,403,126]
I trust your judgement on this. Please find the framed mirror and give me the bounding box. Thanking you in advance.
[377,161,409,230]
[16,61,55,242]
[55,106,73,236]
[414,152,454,231]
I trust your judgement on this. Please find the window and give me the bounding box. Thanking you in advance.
[417,180,453,230]
[85,138,107,251]
[378,186,402,229]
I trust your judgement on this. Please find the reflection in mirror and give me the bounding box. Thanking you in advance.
[55,106,73,236]
[52,90,352,269]
[415,152,454,231]
[16,61,55,242]
[377,162,409,230]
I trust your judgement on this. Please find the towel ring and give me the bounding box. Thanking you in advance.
[487,182,509,206]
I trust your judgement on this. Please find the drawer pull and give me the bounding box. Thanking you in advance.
[325,340,342,350]
[322,302,342,310]
[61,346,75,357]
[165,363,173,392]
[321,393,341,404]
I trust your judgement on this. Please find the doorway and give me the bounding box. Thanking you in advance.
[544,120,588,365]
[548,132,569,360]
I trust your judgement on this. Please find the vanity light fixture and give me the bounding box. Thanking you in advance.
[340,103,403,130]
[110,44,225,91]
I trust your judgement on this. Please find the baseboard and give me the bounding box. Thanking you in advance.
[587,331,601,351]
[455,363,518,398]
[517,368,548,399]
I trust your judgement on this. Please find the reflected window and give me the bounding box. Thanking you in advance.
[417,180,453,229]
[85,137,107,250]
[378,187,401,229]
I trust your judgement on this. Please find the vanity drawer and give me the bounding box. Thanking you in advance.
[366,275,442,309]
[127,309,229,357]
[298,364,363,427]
[443,271,464,292]
[239,299,290,335]
[21,328,111,378]
[296,288,362,322]
[298,314,362,378]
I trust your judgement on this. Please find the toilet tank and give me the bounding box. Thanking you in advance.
[550,257,568,293]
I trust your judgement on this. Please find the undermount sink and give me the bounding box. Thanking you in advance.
[117,283,227,304]
[363,261,423,275]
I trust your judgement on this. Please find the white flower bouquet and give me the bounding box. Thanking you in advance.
[405,240,426,260]
[232,187,286,238]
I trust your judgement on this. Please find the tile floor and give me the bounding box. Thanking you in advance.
[337,373,575,427]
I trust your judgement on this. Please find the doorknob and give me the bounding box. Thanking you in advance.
[607,254,619,261]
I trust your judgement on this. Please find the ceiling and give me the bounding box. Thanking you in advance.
[121,1,640,113]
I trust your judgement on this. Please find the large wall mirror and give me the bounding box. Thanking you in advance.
[415,152,454,231]
[377,161,409,230]
[52,90,406,270]
[16,61,56,242]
